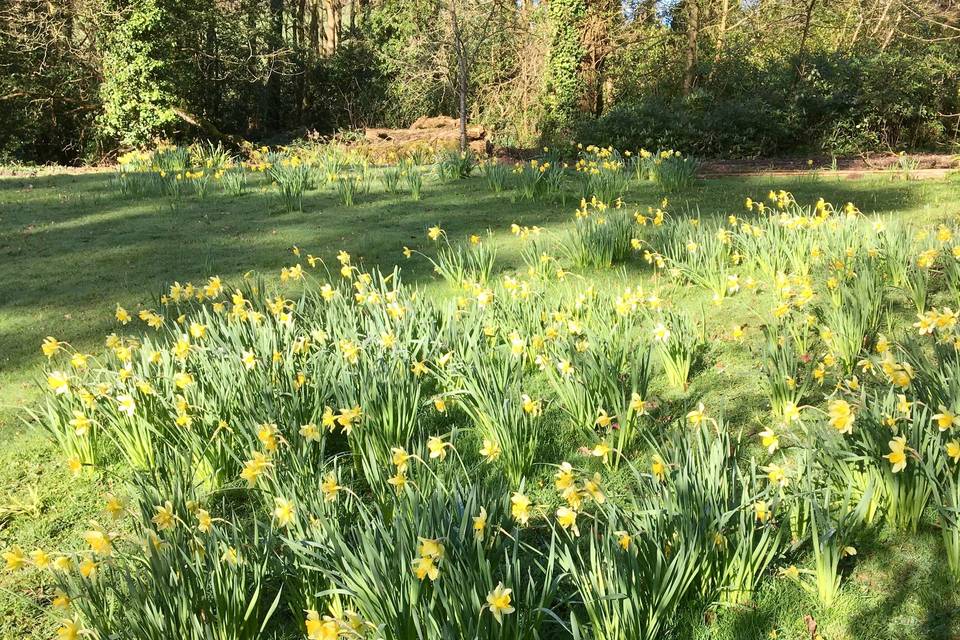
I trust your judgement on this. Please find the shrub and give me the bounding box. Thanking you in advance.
[435,149,476,181]
[478,157,509,193]
[268,155,310,211]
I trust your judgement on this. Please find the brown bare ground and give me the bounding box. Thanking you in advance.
[700,153,957,178]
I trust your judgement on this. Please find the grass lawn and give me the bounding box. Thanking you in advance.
[1,168,959,638]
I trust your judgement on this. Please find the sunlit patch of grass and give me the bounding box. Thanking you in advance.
[0,423,104,638]
[688,527,960,640]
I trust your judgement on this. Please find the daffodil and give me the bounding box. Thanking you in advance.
[755,500,771,522]
[556,507,579,535]
[511,491,531,525]
[240,451,271,486]
[947,440,960,464]
[650,455,666,481]
[55,618,82,640]
[321,473,341,502]
[69,411,92,436]
[391,447,410,471]
[66,456,83,475]
[782,401,800,424]
[388,472,407,491]
[521,394,541,415]
[686,403,707,426]
[762,463,788,487]
[47,371,69,395]
[83,530,113,556]
[897,394,912,414]
[427,435,449,460]
[485,582,515,623]
[78,557,97,579]
[885,436,908,473]
[629,392,647,414]
[241,350,257,370]
[2,546,27,572]
[591,442,611,464]
[595,408,614,428]
[305,610,342,640]
[411,360,428,377]
[828,399,854,434]
[30,548,50,569]
[196,509,213,533]
[653,323,670,342]
[933,405,960,431]
[418,537,444,560]
[273,497,295,528]
[173,371,194,389]
[412,555,439,581]
[479,438,501,461]
[42,337,61,358]
[583,473,605,503]
[555,462,575,492]
[473,507,488,539]
[299,422,321,442]
[152,501,176,531]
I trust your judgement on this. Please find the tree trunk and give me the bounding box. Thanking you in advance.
[205,15,220,119]
[458,54,468,152]
[323,0,338,56]
[794,0,817,84]
[260,0,284,131]
[309,0,320,55]
[246,0,259,132]
[449,1,468,152]
[709,0,729,80]
[682,1,699,96]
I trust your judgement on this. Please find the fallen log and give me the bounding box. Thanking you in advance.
[171,107,249,150]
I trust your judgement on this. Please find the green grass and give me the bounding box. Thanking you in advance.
[1,168,959,638]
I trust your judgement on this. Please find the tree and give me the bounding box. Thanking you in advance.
[445,0,504,151]
[0,0,103,161]
[543,0,586,137]
[98,0,188,146]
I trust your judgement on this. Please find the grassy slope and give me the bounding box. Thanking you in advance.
[1,169,958,638]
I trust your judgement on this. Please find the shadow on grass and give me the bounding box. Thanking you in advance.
[844,528,959,640]
[0,171,952,397]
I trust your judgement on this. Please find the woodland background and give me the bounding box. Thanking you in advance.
[2,0,959,164]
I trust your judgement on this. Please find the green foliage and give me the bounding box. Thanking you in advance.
[436,150,477,182]
[98,0,183,146]
[565,202,634,269]
[8,174,960,640]
[542,0,586,139]
[478,158,509,193]
[576,46,960,158]
[649,152,699,192]
[380,165,404,194]
[221,167,247,196]
[425,233,497,288]
[268,159,310,212]
[403,161,424,200]
[512,159,564,202]
[650,308,705,391]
